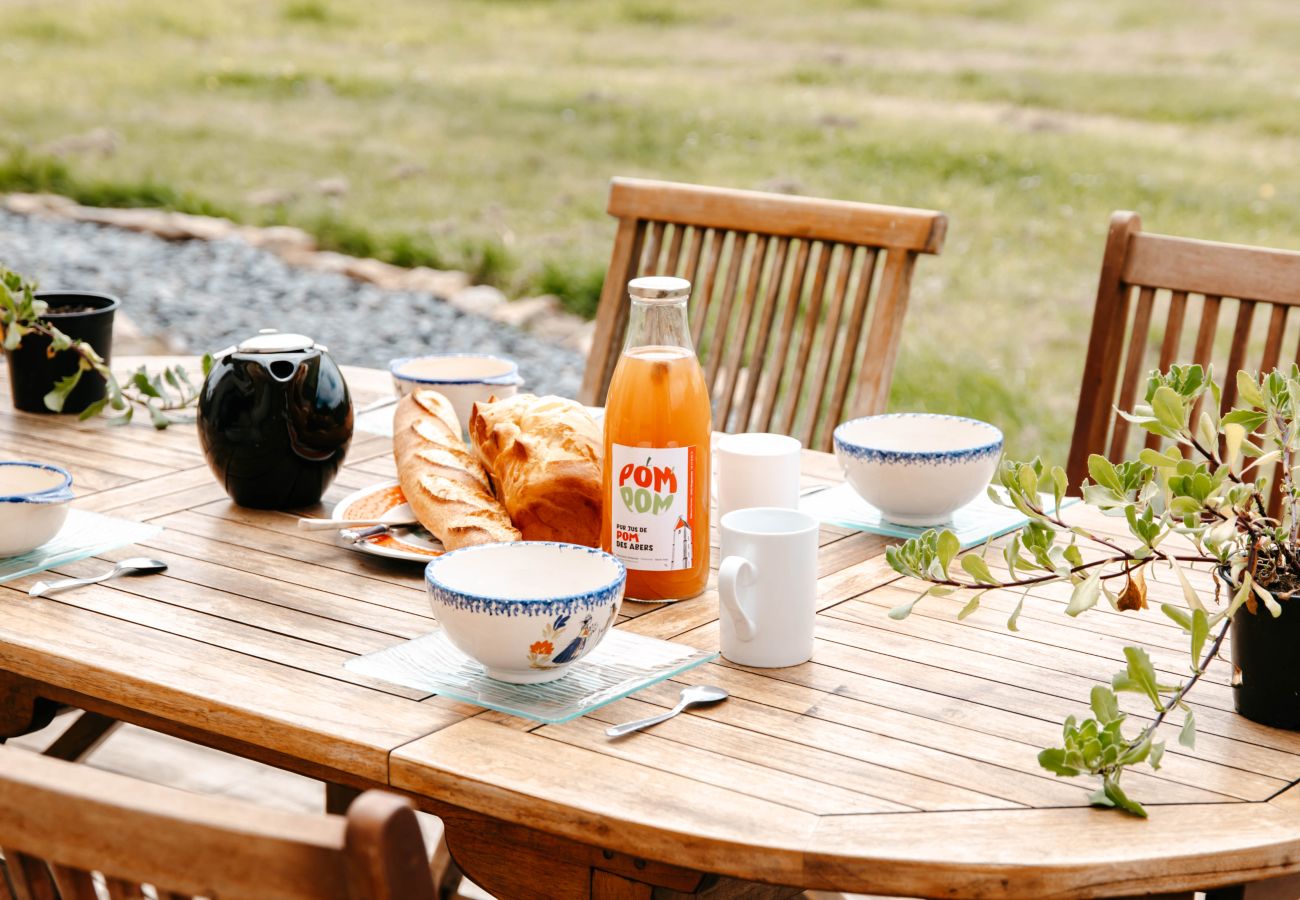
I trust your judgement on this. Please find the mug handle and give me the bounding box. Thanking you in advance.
[718,556,757,642]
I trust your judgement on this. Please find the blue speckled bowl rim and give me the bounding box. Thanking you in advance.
[390,353,523,386]
[425,541,627,616]
[0,461,74,504]
[833,413,1003,464]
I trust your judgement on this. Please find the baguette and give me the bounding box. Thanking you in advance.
[393,390,520,549]
[469,394,602,546]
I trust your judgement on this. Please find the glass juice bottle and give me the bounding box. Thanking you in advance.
[601,276,712,601]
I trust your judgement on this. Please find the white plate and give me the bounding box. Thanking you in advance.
[332,481,444,562]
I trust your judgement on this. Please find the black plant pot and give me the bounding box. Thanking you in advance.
[5,291,118,414]
[1231,594,1300,730]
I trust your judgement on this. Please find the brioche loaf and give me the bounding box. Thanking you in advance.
[469,394,602,546]
[393,390,520,549]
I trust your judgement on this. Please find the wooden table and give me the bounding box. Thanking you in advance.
[3,358,1300,900]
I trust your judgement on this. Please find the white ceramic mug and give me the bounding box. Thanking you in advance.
[717,507,818,668]
[715,432,801,519]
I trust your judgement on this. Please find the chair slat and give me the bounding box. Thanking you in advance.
[824,249,878,435]
[641,221,666,275]
[48,866,97,900]
[804,244,857,449]
[662,224,686,275]
[753,239,813,432]
[1260,304,1288,374]
[6,853,56,900]
[580,218,646,405]
[104,877,143,900]
[1146,290,1190,450]
[1109,287,1156,460]
[690,229,728,346]
[735,237,791,431]
[778,242,835,437]
[716,235,772,431]
[0,855,14,900]
[1188,294,1222,424]
[1221,299,1256,410]
[703,232,750,389]
[681,226,705,289]
[852,250,919,419]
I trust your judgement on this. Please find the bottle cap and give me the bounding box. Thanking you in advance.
[628,276,691,301]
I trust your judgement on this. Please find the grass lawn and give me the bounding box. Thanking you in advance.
[2,0,1298,462]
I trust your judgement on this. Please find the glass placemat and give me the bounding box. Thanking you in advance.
[800,484,1079,549]
[0,510,162,584]
[346,628,717,724]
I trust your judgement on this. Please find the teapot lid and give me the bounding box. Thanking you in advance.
[236,329,323,354]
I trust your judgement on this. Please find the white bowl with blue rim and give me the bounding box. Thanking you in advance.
[0,461,74,558]
[389,354,524,432]
[425,542,626,684]
[833,414,1003,526]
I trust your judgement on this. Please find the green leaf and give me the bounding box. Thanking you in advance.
[1151,386,1186,432]
[1088,786,1115,808]
[147,403,170,429]
[1087,454,1124,493]
[1179,710,1196,748]
[1190,609,1209,668]
[957,593,982,620]
[1090,686,1122,724]
[41,370,83,413]
[76,397,110,421]
[1065,567,1103,616]
[1167,556,1207,614]
[1007,594,1026,632]
[1236,371,1265,408]
[960,554,996,584]
[1148,739,1165,770]
[889,586,934,620]
[1160,603,1192,631]
[936,530,960,576]
[1118,646,1163,708]
[1138,447,1181,468]
[1051,466,1068,512]
[1037,747,1080,777]
[1103,777,1148,818]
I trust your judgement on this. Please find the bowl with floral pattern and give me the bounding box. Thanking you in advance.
[0,461,74,558]
[833,414,1003,526]
[425,541,626,684]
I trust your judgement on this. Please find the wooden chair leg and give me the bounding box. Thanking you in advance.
[326,782,363,815]
[42,712,119,762]
[430,834,465,900]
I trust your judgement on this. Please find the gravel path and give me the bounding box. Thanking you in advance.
[0,209,585,397]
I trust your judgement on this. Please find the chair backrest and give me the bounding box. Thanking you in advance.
[0,746,436,900]
[580,177,947,451]
[1068,210,1300,496]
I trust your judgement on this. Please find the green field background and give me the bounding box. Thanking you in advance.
[2,0,1298,462]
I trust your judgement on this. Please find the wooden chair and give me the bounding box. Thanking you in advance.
[0,745,437,900]
[580,177,947,451]
[1068,211,1300,499]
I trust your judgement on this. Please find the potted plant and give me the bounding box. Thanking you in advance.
[1,265,207,426]
[886,364,1298,816]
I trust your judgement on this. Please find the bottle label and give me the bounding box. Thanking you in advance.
[609,444,697,571]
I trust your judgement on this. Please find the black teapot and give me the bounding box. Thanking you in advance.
[198,330,353,509]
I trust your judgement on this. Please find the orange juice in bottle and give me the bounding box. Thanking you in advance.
[602,276,712,601]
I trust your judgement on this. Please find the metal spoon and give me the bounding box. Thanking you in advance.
[28,557,169,599]
[297,503,417,531]
[605,684,729,738]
